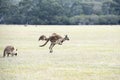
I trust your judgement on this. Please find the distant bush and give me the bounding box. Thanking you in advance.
[69,15,120,25]
[0,0,120,25]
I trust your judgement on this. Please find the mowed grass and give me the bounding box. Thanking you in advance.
[0,25,120,80]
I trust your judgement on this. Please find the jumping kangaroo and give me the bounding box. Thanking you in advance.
[38,33,69,53]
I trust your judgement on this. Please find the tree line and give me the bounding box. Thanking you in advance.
[0,0,120,25]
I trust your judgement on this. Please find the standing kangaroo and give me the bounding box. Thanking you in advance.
[3,46,18,57]
[39,33,69,53]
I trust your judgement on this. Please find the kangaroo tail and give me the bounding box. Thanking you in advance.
[40,38,49,47]
[38,35,47,41]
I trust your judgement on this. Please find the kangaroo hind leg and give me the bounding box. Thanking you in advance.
[49,43,55,53]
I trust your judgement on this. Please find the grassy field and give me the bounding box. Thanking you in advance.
[0,25,120,80]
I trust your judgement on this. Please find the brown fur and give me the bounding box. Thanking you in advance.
[38,35,48,41]
[3,46,17,57]
[39,33,69,53]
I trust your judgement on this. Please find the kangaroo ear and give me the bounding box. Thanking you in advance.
[65,35,67,37]
[16,49,18,51]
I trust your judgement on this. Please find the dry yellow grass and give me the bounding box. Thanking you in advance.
[0,25,120,80]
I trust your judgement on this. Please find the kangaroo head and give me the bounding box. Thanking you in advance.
[14,49,18,56]
[64,35,69,41]
[60,35,69,44]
